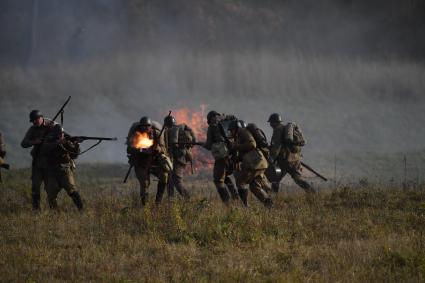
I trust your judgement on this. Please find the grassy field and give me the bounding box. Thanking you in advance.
[0,165,424,282]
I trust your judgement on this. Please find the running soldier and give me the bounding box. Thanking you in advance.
[126,116,171,205]
[267,113,315,194]
[203,110,239,204]
[228,120,273,207]
[164,115,196,200]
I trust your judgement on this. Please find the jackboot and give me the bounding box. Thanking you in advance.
[238,188,248,207]
[155,182,167,204]
[70,192,83,211]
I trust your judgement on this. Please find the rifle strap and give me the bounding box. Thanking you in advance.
[59,140,102,156]
[60,110,64,125]
[79,140,102,155]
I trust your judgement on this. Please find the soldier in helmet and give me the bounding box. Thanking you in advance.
[41,124,84,210]
[0,132,9,182]
[203,110,239,204]
[267,113,315,194]
[164,115,196,200]
[21,110,56,210]
[126,116,171,205]
[228,120,273,207]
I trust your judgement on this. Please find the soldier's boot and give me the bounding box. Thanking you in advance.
[155,182,167,205]
[271,182,280,193]
[32,193,41,211]
[140,192,149,206]
[250,186,273,208]
[48,198,58,210]
[225,177,239,200]
[294,178,316,194]
[238,188,248,207]
[70,192,83,211]
[167,180,175,200]
[216,185,231,204]
[175,182,190,200]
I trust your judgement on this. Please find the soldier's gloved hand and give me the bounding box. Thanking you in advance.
[127,154,136,165]
[74,137,84,144]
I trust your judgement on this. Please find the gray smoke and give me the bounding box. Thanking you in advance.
[0,0,424,181]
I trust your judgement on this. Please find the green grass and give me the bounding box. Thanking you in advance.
[0,165,424,282]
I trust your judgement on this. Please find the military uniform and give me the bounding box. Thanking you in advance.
[127,122,171,205]
[204,117,239,204]
[0,132,7,182]
[269,123,315,194]
[21,118,56,209]
[41,131,83,210]
[0,132,5,162]
[232,127,272,207]
[165,123,196,199]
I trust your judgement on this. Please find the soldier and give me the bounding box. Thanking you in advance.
[228,120,273,207]
[164,115,196,200]
[41,125,84,210]
[203,110,239,204]
[0,132,9,182]
[0,132,5,162]
[21,110,56,210]
[126,116,171,205]
[267,113,315,194]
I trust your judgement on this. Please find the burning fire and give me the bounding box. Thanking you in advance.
[164,105,214,173]
[132,131,154,149]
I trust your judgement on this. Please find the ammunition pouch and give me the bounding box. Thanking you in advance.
[211,142,229,160]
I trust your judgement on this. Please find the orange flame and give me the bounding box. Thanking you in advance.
[132,131,154,149]
[167,105,213,173]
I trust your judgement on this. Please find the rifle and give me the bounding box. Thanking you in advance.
[171,142,205,147]
[33,96,72,162]
[68,136,118,142]
[123,111,171,183]
[52,95,71,125]
[301,161,328,181]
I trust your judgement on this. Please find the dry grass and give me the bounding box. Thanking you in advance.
[0,165,424,282]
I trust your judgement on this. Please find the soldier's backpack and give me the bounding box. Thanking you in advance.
[289,123,305,146]
[246,123,269,149]
[178,124,194,144]
[218,115,238,139]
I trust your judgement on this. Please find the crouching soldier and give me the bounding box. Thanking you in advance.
[41,125,84,211]
[228,120,273,208]
[127,116,171,205]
